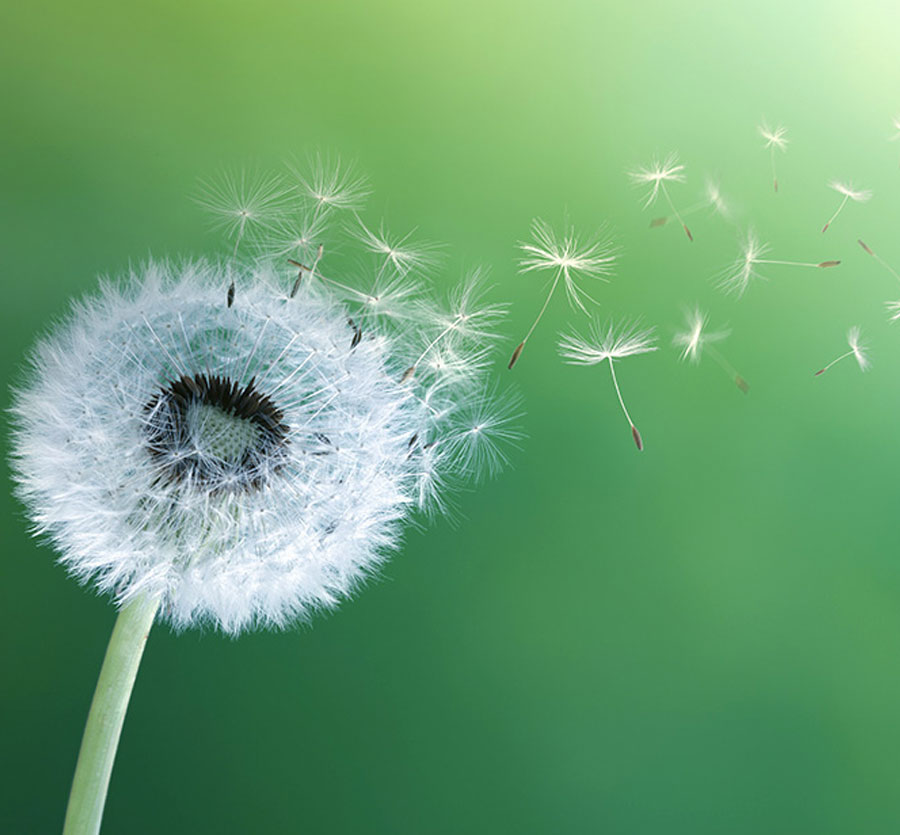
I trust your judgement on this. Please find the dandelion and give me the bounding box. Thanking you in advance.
[758,121,788,192]
[718,230,840,297]
[815,326,870,376]
[558,320,657,450]
[821,181,872,232]
[891,114,900,141]
[858,239,900,321]
[11,169,517,835]
[673,307,748,393]
[650,177,730,228]
[630,153,693,241]
[508,218,617,369]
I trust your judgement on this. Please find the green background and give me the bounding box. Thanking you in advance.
[4,0,900,832]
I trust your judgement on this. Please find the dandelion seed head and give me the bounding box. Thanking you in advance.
[758,122,789,152]
[828,181,872,202]
[12,176,516,634]
[629,153,686,207]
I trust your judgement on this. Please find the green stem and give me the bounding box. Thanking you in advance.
[63,594,160,835]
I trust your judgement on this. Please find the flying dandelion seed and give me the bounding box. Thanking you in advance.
[815,326,869,376]
[630,153,693,241]
[858,239,900,321]
[351,216,441,278]
[717,230,840,298]
[821,181,872,233]
[401,268,506,383]
[650,177,731,229]
[558,320,657,450]
[291,153,370,218]
[195,171,293,258]
[758,121,788,192]
[673,307,748,393]
[11,163,519,835]
[508,218,617,369]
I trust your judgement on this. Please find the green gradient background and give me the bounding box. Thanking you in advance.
[4,1,900,832]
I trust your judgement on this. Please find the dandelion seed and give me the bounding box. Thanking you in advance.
[444,385,525,479]
[718,230,840,297]
[195,171,292,259]
[891,115,900,141]
[509,218,617,369]
[558,320,657,450]
[402,268,506,382]
[815,326,869,376]
[292,154,370,218]
[630,153,693,241]
[352,216,440,277]
[758,121,788,192]
[822,181,872,232]
[650,177,730,228]
[673,307,748,393]
[858,239,900,321]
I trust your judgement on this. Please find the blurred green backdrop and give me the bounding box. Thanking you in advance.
[4,0,900,832]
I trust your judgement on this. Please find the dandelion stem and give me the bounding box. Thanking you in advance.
[859,239,900,284]
[662,184,693,242]
[815,349,854,376]
[770,146,778,193]
[755,259,825,269]
[706,345,749,393]
[63,593,160,835]
[509,271,562,368]
[607,358,642,450]
[822,195,849,233]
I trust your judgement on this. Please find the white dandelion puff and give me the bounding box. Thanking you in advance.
[718,230,840,298]
[16,165,521,835]
[758,121,788,192]
[558,320,657,450]
[509,218,617,369]
[629,153,693,241]
[815,326,870,376]
[822,181,872,232]
[673,307,748,393]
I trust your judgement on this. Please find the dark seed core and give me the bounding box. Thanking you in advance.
[144,372,290,493]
